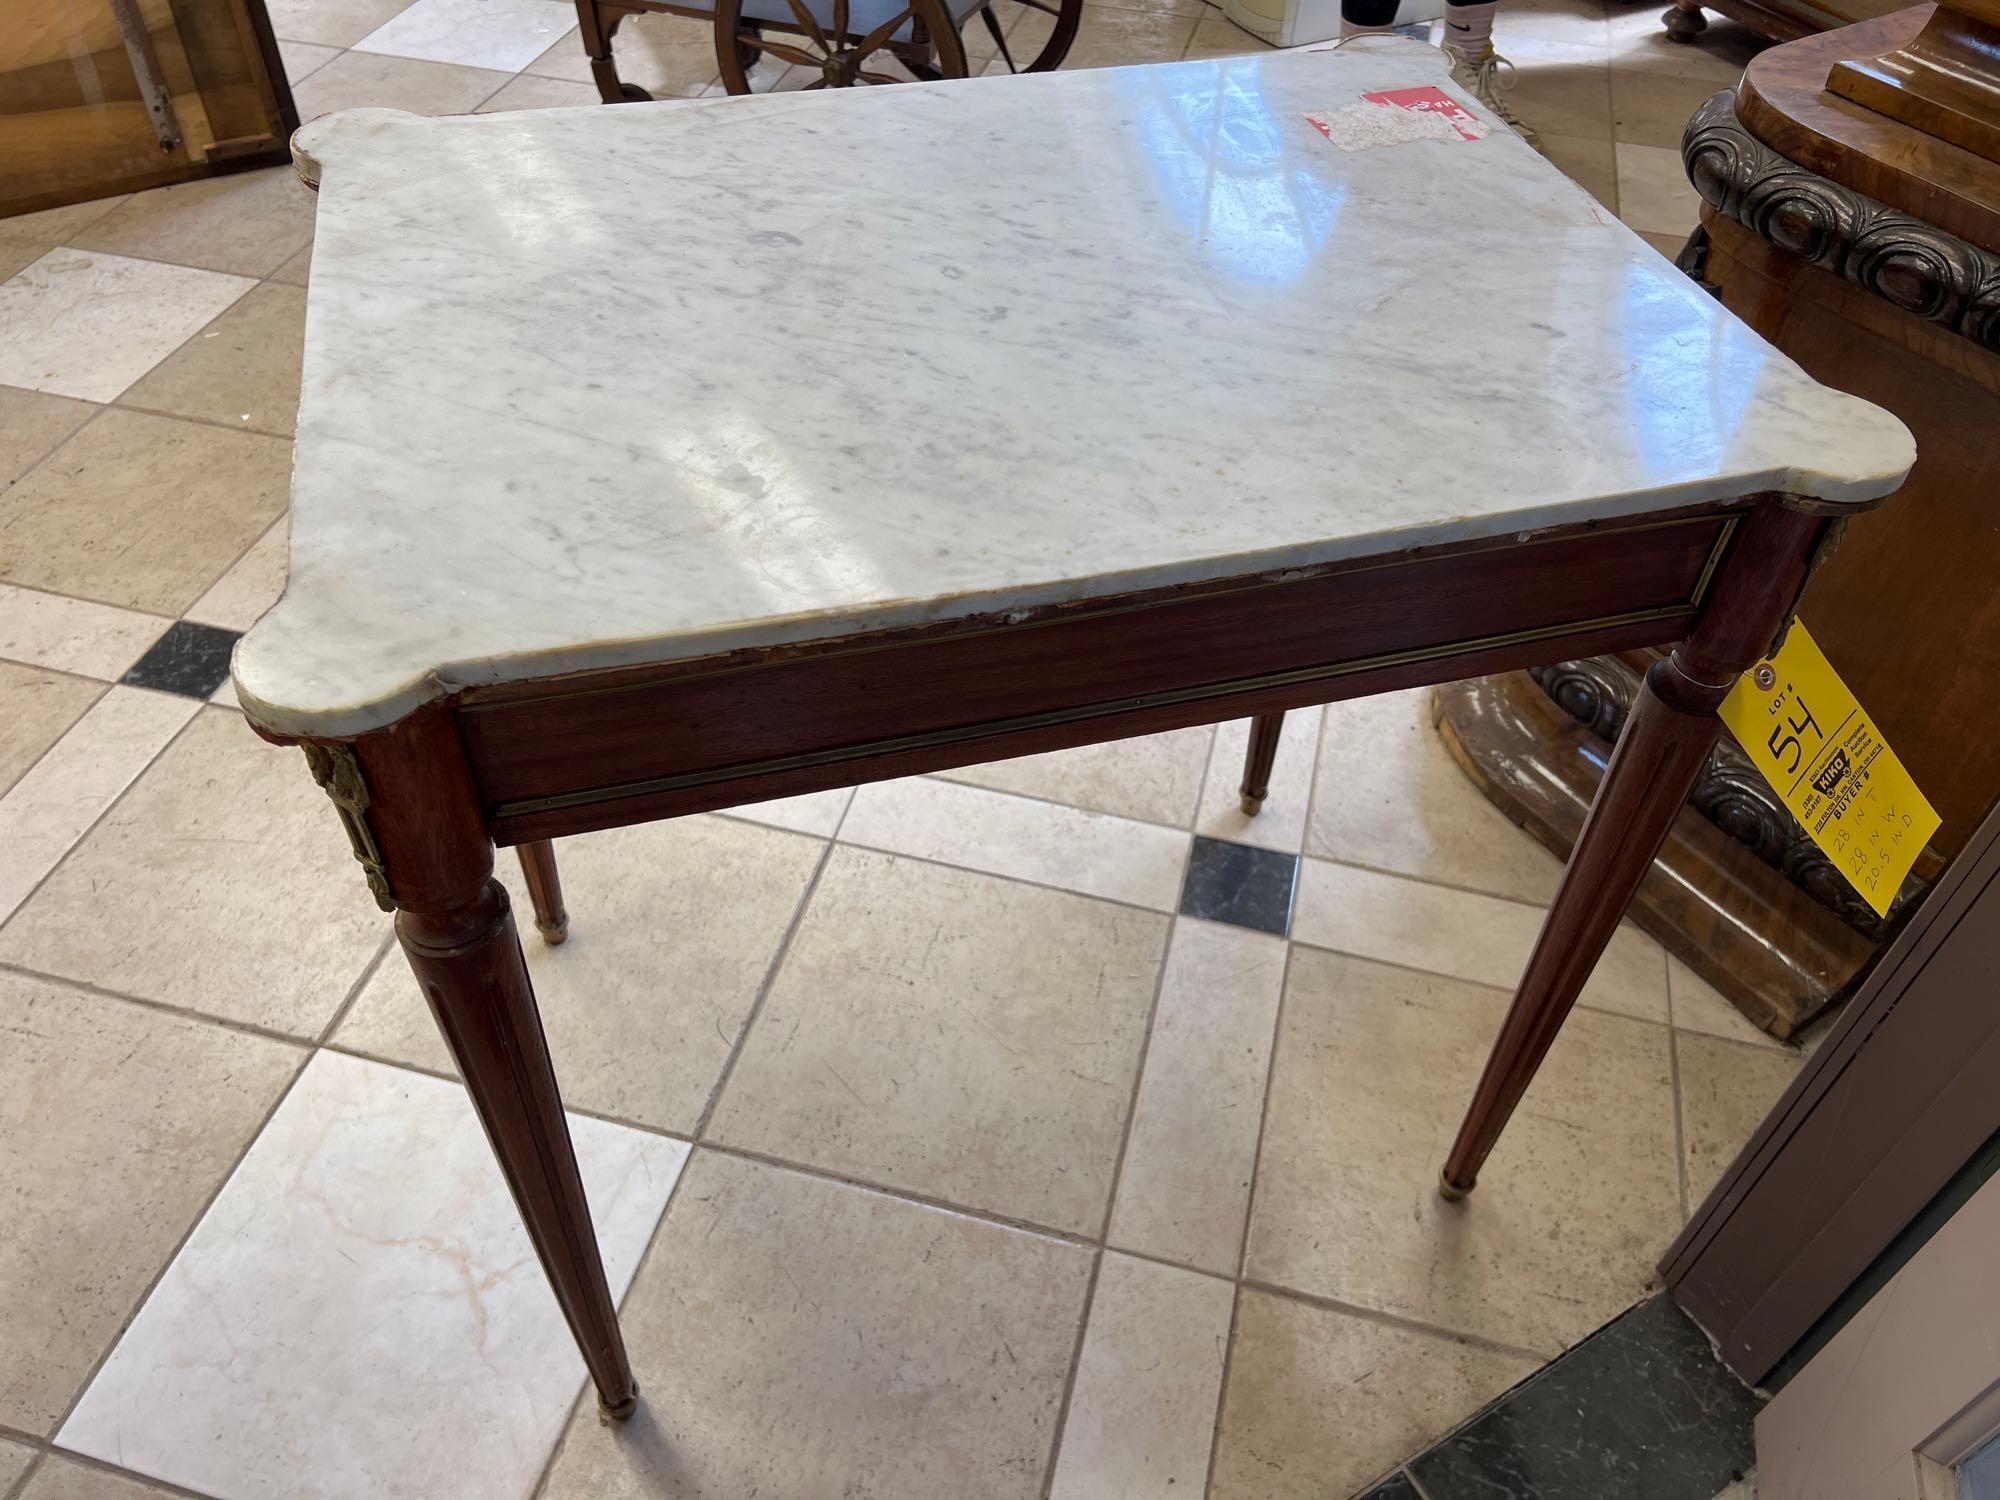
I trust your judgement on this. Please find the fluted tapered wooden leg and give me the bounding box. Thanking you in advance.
[517,839,569,945]
[1239,711,1286,815]
[342,707,636,1417]
[1441,501,1829,1196]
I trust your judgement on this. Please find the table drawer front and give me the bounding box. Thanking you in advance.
[463,514,1733,816]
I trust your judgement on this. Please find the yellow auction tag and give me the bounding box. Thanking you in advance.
[1718,621,1938,918]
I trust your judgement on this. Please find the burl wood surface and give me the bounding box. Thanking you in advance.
[1700,204,2000,858]
[1739,4,2000,249]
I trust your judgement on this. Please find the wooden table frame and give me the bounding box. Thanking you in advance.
[258,490,1847,1417]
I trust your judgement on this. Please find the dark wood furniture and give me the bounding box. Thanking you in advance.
[572,0,1080,101]
[1442,4,2000,1039]
[1,0,298,219]
[256,59,1910,1417]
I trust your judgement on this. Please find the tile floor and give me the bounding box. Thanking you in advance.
[0,3,1795,1496]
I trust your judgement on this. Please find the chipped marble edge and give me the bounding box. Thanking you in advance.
[229,458,1911,742]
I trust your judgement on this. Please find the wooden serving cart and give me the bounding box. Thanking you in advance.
[574,0,1084,100]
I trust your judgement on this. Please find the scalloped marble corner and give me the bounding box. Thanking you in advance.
[236,47,1915,740]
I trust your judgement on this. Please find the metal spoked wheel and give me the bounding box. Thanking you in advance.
[714,0,968,91]
[965,0,1081,75]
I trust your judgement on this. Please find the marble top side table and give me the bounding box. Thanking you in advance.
[240,41,1914,1416]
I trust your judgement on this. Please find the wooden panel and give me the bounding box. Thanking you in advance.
[463,514,1733,835]
[1662,793,2000,1383]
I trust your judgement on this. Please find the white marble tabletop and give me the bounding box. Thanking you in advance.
[236,40,1913,737]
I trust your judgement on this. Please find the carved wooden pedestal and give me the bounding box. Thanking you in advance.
[1443,9,2000,1039]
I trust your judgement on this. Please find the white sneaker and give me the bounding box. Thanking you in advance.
[1446,45,1541,150]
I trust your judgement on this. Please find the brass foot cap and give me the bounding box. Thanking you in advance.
[1239,791,1268,816]
[597,1383,639,1424]
[537,919,570,946]
[1437,1170,1472,1202]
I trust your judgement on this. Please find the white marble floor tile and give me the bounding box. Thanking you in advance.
[354,0,575,72]
[714,784,852,837]
[0,250,253,403]
[59,1050,686,1500]
[1108,919,1287,1275]
[1292,857,1670,1024]
[0,685,197,926]
[0,585,167,681]
[1195,708,1321,852]
[1308,688,1565,902]
[1049,1252,1233,1500]
[183,519,290,632]
[842,775,1190,910]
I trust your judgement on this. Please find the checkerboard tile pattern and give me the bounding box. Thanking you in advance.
[0,7,1790,1496]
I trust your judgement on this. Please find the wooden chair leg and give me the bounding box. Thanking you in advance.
[575,0,651,102]
[517,840,569,945]
[1440,502,1827,1196]
[350,709,637,1418]
[1239,711,1286,815]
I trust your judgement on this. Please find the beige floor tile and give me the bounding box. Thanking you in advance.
[0,1441,31,1494]
[0,410,289,614]
[0,197,130,248]
[938,724,1212,827]
[353,0,573,71]
[0,685,196,925]
[1611,63,1722,146]
[1292,857,1669,1023]
[1018,4,1198,67]
[477,73,606,110]
[1505,57,1612,140]
[1210,1291,1535,1499]
[291,50,514,118]
[278,37,345,82]
[267,0,419,45]
[711,846,1166,1231]
[72,169,315,279]
[0,585,167,681]
[844,774,1190,909]
[1109,919,1286,1274]
[337,815,822,1131]
[269,243,314,287]
[1497,0,1611,47]
[1244,949,1682,1354]
[0,240,48,284]
[0,708,388,1035]
[0,251,253,404]
[715,785,852,837]
[19,1456,185,1500]
[0,663,101,796]
[184,518,290,633]
[1185,10,1267,56]
[1641,228,1689,258]
[541,1149,1093,1500]
[1668,954,1785,1049]
[1049,1253,1233,1500]
[1541,128,1619,210]
[119,283,306,436]
[1677,1031,1800,1206]
[0,971,302,1433]
[1309,690,1564,902]
[1196,709,1319,853]
[1605,6,1763,81]
[1617,139,1703,237]
[0,388,95,490]
[526,16,718,96]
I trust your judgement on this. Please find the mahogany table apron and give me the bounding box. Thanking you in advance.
[260,492,1838,1417]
